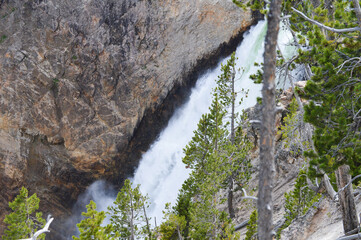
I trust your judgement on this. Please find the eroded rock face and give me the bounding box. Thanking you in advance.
[0,0,255,238]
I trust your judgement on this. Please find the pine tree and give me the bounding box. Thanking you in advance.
[183,100,231,238]
[245,210,258,240]
[178,53,253,239]
[187,151,230,239]
[108,179,152,240]
[172,176,196,238]
[282,0,361,233]
[158,203,186,240]
[3,187,46,240]
[165,52,251,239]
[73,200,115,240]
[276,169,321,238]
[183,92,227,175]
[216,52,252,219]
[286,0,361,179]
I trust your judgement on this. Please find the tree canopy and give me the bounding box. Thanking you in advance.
[3,187,46,240]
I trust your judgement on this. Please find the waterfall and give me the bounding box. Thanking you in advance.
[69,19,298,236]
[132,20,268,224]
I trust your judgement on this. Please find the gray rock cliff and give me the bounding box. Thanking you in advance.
[0,0,256,238]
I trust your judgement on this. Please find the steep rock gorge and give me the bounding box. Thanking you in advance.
[0,0,256,237]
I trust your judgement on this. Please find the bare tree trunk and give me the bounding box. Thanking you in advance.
[230,58,236,147]
[228,67,236,219]
[258,0,282,239]
[143,204,152,240]
[212,193,217,240]
[177,224,184,240]
[130,192,135,240]
[352,0,361,27]
[336,165,359,233]
[228,180,235,218]
[323,173,337,199]
[215,94,219,152]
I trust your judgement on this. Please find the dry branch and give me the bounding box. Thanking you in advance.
[19,216,54,240]
[291,7,361,33]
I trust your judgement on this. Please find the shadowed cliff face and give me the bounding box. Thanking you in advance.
[0,0,255,238]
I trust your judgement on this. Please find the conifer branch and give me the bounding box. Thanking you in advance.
[291,7,361,33]
[336,57,361,74]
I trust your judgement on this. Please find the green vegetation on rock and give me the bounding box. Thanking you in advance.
[73,200,115,240]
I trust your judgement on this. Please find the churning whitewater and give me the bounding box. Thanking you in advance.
[70,19,297,232]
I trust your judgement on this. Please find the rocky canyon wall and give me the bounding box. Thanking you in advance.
[0,0,255,238]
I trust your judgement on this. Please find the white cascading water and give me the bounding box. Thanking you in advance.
[132,20,268,225]
[70,19,298,235]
